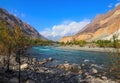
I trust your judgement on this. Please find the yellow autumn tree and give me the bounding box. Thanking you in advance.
[0,21,16,71]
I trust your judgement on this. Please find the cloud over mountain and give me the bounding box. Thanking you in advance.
[40,19,90,41]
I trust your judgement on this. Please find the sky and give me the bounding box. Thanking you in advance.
[0,0,120,41]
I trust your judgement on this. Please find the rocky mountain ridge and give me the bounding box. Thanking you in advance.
[60,5,120,42]
[0,8,46,40]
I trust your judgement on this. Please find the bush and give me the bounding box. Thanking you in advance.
[107,35,120,79]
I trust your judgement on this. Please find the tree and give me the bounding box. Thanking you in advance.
[108,34,120,79]
[12,26,31,83]
[0,21,31,83]
[0,21,15,71]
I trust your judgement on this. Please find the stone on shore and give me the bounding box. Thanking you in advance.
[39,59,48,65]
[58,63,81,73]
[26,79,35,83]
[10,77,19,83]
[20,63,28,70]
[48,57,53,61]
[91,68,98,74]
[32,58,37,64]
[39,57,53,65]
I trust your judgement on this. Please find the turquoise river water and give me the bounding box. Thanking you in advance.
[27,46,110,66]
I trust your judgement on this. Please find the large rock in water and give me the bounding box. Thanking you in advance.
[0,8,46,40]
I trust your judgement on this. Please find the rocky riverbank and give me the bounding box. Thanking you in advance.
[0,55,119,83]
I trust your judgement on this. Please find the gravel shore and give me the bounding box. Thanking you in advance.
[58,45,120,53]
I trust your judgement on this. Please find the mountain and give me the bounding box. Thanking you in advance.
[0,8,46,40]
[60,5,120,42]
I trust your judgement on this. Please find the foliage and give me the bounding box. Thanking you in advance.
[95,40,113,47]
[107,35,120,79]
[0,21,16,71]
[60,40,87,47]
[29,38,55,46]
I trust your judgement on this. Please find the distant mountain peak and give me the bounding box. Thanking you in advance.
[0,8,47,40]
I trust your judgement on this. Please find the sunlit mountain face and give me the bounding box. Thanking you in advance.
[0,8,46,40]
[60,5,120,42]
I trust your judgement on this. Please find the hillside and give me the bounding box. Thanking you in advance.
[60,5,120,42]
[0,8,46,40]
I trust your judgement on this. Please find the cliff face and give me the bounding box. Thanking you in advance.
[0,8,46,40]
[60,5,120,42]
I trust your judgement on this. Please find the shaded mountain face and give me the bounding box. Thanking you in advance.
[0,8,46,40]
[60,5,120,42]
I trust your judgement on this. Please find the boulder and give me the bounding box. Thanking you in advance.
[58,63,73,71]
[71,64,81,72]
[91,68,98,74]
[91,64,96,67]
[39,59,47,65]
[48,57,53,61]
[58,63,82,72]
[63,63,72,71]
[26,80,35,83]
[84,59,89,62]
[20,57,29,64]
[89,78,116,83]
[101,76,107,80]
[81,64,85,67]
[90,78,104,83]
[32,58,37,64]
[10,56,17,65]
[10,77,19,83]
[20,63,28,70]
[0,55,6,65]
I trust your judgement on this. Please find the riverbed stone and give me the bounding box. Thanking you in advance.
[84,59,89,62]
[10,56,17,65]
[48,57,53,61]
[32,58,37,64]
[26,79,35,83]
[59,63,72,71]
[0,56,5,65]
[10,77,19,83]
[91,68,98,74]
[101,76,107,80]
[81,63,85,67]
[39,59,48,65]
[90,78,104,83]
[20,63,28,70]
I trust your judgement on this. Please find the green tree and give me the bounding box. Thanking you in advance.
[0,21,15,71]
[108,35,120,79]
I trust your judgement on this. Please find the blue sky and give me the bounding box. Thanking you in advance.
[0,0,120,40]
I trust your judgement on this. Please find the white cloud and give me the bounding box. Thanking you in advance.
[115,2,120,7]
[40,19,90,41]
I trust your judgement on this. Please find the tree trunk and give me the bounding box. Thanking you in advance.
[6,52,10,72]
[6,47,11,72]
[18,50,21,83]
